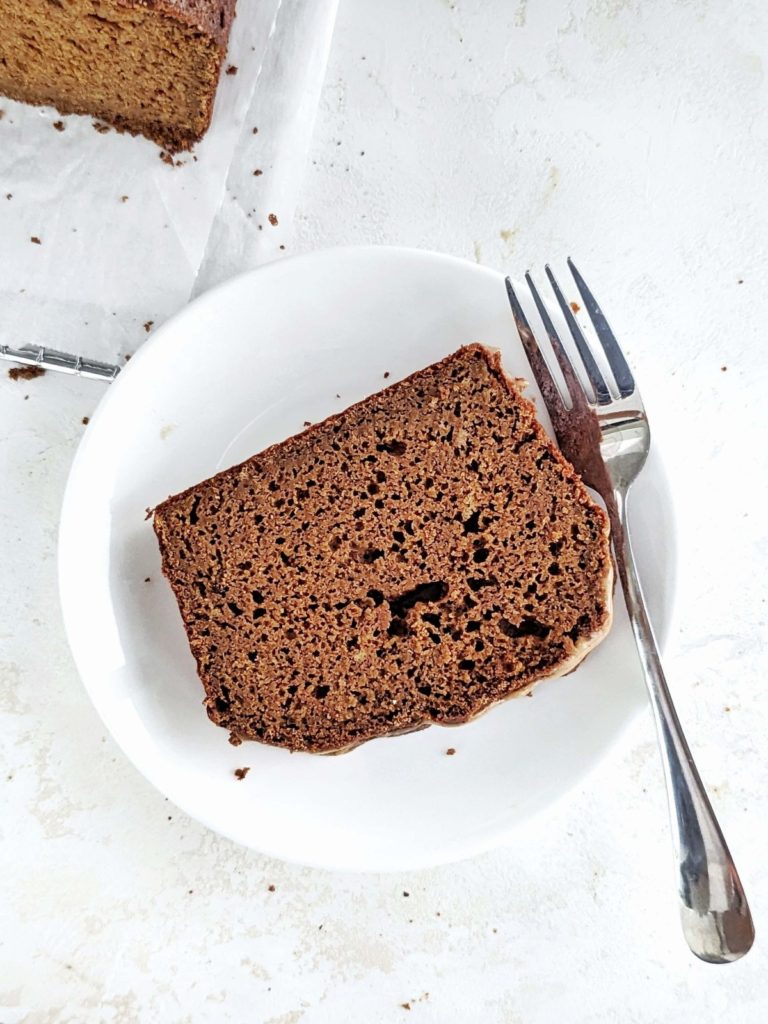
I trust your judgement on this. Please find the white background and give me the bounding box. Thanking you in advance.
[2,0,768,1020]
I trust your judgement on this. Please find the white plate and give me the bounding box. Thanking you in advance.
[59,246,675,871]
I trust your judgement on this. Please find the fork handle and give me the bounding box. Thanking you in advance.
[612,486,754,963]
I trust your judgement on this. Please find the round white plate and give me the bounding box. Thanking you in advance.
[59,246,675,871]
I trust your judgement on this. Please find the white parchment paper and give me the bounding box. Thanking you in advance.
[0,0,337,365]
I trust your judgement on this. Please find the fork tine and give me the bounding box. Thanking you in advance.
[544,265,612,405]
[524,271,589,407]
[567,258,635,397]
[505,277,565,409]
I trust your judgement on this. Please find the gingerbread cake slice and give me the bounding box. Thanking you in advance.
[0,0,236,151]
[153,345,613,754]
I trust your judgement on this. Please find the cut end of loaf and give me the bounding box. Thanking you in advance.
[0,0,236,150]
[153,344,613,754]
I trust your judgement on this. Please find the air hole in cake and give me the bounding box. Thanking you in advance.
[459,659,475,670]
[376,440,407,455]
[499,616,551,640]
[188,495,201,525]
[472,548,489,563]
[462,509,481,534]
[314,685,330,699]
[467,577,494,592]
[361,547,384,564]
[227,600,243,616]
[388,580,448,620]
[388,619,410,638]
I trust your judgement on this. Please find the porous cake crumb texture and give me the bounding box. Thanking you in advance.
[154,345,612,753]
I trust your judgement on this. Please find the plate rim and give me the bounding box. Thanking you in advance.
[58,244,677,871]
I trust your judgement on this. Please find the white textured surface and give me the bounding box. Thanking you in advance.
[1,0,768,1020]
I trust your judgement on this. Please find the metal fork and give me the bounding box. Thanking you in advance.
[506,260,754,964]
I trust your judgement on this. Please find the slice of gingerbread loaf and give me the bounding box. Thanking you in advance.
[0,0,236,150]
[153,344,613,753]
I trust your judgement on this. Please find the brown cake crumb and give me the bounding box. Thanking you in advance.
[401,1004,411,1011]
[8,365,46,381]
[267,884,276,892]
[233,766,250,780]
[225,64,238,75]
[160,151,175,166]
[403,891,410,897]
[120,195,129,203]
[253,168,263,176]
[445,747,456,756]
[153,346,613,754]
[145,576,151,583]
[82,415,90,425]
[53,119,65,131]
[92,121,110,134]
[721,366,727,372]
[384,371,390,378]
[268,212,278,226]
[569,301,581,313]
[144,320,154,333]
[30,236,41,245]
[252,126,259,134]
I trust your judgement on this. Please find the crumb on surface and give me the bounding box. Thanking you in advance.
[82,416,90,425]
[279,244,286,250]
[303,421,312,427]
[384,371,390,378]
[446,747,456,756]
[226,64,238,75]
[569,301,581,313]
[144,576,151,583]
[234,766,250,780]
[268,212,278,226]
[5,194,11,200]
[253,168,263,176]
[92,121,110,134]
[267,884,276,892]
[144,320,154,333]
[401,1004,411,1011]
[403,890,410,897]
[721,365,727,372]
[160,151,174,166]
[53,120,65,131]
[30,236,41,245]
[737,278,744,284]
[120,195,129,203]
[252,126,259,134]
[124,353,132,362]
[8,365,45,381]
